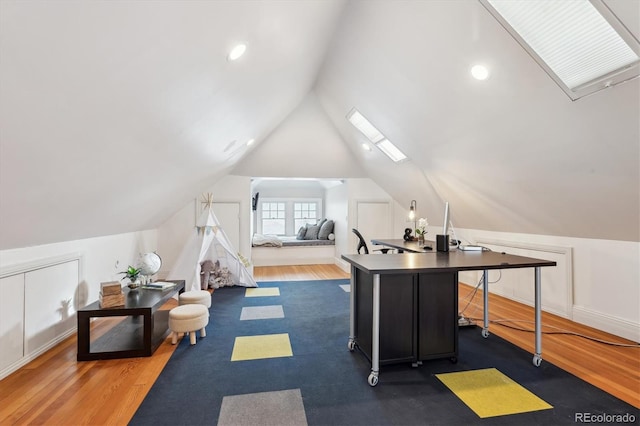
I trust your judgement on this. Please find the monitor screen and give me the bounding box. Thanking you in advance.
[442,202,450,235]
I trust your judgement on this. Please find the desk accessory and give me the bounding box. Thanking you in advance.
[436,234,450,252]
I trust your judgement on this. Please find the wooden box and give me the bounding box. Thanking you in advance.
[99,292,125,308]
[100,281,122,296]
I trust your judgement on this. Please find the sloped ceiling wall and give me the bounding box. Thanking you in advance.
[314,0,639,241]
[1,0,638,251]
[233,92,366,178]
[0,0,347,250]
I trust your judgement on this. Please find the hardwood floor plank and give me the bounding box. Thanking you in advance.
[0,264,637,426]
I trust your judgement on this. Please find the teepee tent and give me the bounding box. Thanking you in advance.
[167,195,257,291]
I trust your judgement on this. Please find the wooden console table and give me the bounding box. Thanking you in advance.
[77,280,185,361]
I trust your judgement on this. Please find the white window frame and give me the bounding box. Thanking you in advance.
[257,198,323,236]
[480,0,640,100]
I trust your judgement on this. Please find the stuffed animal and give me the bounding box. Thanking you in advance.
[200,260,217,290]
[212,266,233,288]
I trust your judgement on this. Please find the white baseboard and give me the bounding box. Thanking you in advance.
[0,327,76,381]
[335,257,350,274]
[572,305,640,342]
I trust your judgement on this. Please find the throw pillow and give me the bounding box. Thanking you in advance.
[318,219,334,239]
[304,224,320,240]
[296,226,307,240]
[317,218,327,230]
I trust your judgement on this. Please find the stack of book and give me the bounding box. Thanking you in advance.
[142,281,176,291]
[99,281,125,308]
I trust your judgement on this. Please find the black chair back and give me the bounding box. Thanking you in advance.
[352,228,370,254]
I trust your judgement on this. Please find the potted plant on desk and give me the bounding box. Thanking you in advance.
[120,266,142,290]
[415,217,428,245]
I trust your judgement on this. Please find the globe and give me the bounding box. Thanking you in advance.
[137,252,162,276]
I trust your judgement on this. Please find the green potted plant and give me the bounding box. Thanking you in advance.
[120,265,142,289]
[415,217,428,244]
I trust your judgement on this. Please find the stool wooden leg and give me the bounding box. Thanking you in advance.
[171,331,177,345]
[201,327,206,338]
[190,331,196,345]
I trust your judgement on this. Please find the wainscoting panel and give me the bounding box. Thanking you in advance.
[476,240,573,319]
[0,254,81,380]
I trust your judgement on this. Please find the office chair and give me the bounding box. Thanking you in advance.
[352,228,394,254]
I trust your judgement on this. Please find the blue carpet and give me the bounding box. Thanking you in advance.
[130,279,638,425]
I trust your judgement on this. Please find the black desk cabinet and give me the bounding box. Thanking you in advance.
[354,270,458,365]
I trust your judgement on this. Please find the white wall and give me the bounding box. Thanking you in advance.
[444,226,640,342]
[0,230,158,306]
[157,175,252,276]
[326,181,349,265]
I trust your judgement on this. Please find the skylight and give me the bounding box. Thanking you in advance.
[346,108,407,163]
[481,0,640,100]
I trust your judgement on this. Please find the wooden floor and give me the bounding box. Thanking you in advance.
[0,264,637,426]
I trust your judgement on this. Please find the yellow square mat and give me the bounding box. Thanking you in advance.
[436,368,552,418]
[245,287,280,297]
[231,333,293,361]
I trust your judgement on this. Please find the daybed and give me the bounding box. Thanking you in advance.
[251,220,336,266]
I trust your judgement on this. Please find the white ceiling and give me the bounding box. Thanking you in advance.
[1,0,638,250]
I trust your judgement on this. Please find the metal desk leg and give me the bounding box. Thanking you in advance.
[533,267,543,367]
[368,273,381,386]
[348,267,356,351]
[481,270,490,338]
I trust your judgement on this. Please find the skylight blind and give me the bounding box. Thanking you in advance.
[347,109,385,143]
[346,108,407,163]
[485,0,640,98]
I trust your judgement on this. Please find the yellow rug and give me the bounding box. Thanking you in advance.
[245,287,280,297]
[436,368,553,418]
[231,333,293,361]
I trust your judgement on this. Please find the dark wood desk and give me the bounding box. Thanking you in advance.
[77,280,185,361]
[371,238,434,253]
[341,252,556,386]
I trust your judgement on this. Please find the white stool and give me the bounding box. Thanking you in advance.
[168,304,209,345]
[179,290,212,308]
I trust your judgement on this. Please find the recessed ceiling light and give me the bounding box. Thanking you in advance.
[228,43,247,61]
[361,143,371,151]
[246,138,255,146]
[471,64,490,80]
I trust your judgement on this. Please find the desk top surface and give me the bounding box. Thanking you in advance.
[371,238,435,253]
[341,251,556,274]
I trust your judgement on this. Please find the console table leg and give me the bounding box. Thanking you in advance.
[533,267,543,367]
[481,270,490,338]
[348,266,356,351]
[370,273,381,386]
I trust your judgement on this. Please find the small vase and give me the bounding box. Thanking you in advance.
[417,234,425,245]
[128,278,141,290]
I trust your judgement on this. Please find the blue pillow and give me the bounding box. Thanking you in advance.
[296,226,307,240]
[318,220,334,239]
[304,224,320,240]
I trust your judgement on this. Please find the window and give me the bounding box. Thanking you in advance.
[481,0,640,100]
[294,202,318,231]
[261,202,285,235]
[258,199,322,235]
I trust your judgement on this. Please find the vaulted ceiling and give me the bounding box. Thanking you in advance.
[1,0,638,250]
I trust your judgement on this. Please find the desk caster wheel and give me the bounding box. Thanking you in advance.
[368,372,379,387]
[481,329,490,338]
[450,356,458,364]
[533,355,542,367]
[348,339,356,351]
